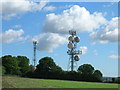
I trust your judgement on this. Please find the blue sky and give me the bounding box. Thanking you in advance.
[1,1,119,77]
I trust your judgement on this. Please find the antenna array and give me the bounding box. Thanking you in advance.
[67,30,82,71]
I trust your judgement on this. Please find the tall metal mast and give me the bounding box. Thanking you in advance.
[67,30,82,71]
[33,41,37,67]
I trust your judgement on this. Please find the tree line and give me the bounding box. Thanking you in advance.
[1,55,119,83]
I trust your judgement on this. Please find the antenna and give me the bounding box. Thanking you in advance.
[33,41,37,67]
[67,30,82,71]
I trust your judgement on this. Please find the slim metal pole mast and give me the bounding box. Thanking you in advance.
[33,41,37,67]
[71,48,74,71]
[71,33,74,71]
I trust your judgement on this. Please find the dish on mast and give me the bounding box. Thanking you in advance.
[74,37,80,42]
[68,36,74,41]
[74,55,80,61]
[68,43,74,49]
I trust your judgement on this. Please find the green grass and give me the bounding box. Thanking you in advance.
[2,76,119,88]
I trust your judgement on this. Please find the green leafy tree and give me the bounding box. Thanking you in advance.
[93,70,103,82]
[2,66,6,75]
[116,77,120,83]
[2,55,20,75]
[112,78,115,83]
[77,64,95,81]
[26,65,35,77]
[78,64,103,82]
[36,57,57,72]
[78,64,94,75]
[66,71,79,81]
[35,57,62,78]
[29,65,35,72]
[54,65,62,72]
[17,56,30,76]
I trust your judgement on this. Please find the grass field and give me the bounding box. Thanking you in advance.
[2,76,119,88]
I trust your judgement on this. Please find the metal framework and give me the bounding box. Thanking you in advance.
[33,41,37,67]
[67,30,82,71]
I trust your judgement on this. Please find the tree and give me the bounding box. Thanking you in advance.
[17,56,30,76]
[93,70,103,82]
[26,65,35,77]
[112,78,115,83]
[35,57,62,78]
[29,65,35,72]
[2,55,20,75]
[78,64,94,75]
[2,66,6,75]
[77,64,103,82]
[77,64,95,81]
[35,57,57,73]
[116,77,120,83]
[66,71,79,81]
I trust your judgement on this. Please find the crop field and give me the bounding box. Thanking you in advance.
[2,76,119,88]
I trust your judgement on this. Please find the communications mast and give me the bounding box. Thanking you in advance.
[33,41,37,67]
[67,30,82,71]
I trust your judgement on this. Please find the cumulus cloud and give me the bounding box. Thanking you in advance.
[43,5,106,34]
[2,13,17,20]
[90,17,118,43]
[108,55,120,59]
[32,33,68,52]
[31,5,118,52]
[80,46,88,54]
[1,0,47,19]
[0,29,29,43]
[99,40,108,44]
[43,6,56,12]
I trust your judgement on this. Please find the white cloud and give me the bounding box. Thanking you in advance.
[32,33,68,52]
[36,3,108,52]
[0,29,29,43]
[43,5,106,34]
[80,46,88,54]
[108,55,120,59]
[89,17,118,43]
[43,6,56,12]
[99,40,108,44]
[31,5,118,52]
[2,13,17,20]
[1,0,47,19]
